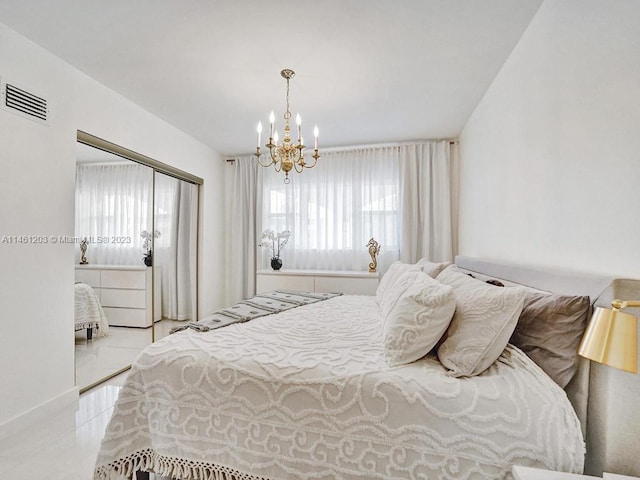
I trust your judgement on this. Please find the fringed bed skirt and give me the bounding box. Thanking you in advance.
[95,449,269,480]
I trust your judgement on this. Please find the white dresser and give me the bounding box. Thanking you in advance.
[256,269,379,295]
[75,265,160,328]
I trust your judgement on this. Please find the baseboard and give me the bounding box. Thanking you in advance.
[0,386,79,442]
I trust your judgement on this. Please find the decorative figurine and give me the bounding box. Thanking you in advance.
[366,237,380,272]
[79,237,89,265]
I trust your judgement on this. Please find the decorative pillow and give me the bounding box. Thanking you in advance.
[510,292,591,388]
[378,269,425,319]
[415,258,451,278]
[383,272,456,366]
[436,265,526,377]
[376,262,420,301]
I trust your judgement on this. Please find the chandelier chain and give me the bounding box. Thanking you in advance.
[284,77,291,120]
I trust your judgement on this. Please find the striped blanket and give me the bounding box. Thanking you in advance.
[171,290,342,334]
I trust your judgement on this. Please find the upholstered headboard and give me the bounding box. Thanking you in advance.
[454,256,640,477]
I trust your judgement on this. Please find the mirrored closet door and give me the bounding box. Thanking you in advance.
[74,141,155,391]
[74,132,202,392]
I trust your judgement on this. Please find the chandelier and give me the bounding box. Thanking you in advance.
[255,69,319,183]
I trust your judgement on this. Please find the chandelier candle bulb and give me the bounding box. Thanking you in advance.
[269,111,275,138]
[296,113,302,140]
[257,121,262,147]
[314,125,319,150]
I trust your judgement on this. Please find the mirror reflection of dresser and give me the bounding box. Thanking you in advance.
[75,265,160,327]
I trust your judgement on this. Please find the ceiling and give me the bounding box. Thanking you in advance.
[0,0,543,156]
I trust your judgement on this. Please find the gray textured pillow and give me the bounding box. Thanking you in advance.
[436,266,526,377]
[510,292,591,388]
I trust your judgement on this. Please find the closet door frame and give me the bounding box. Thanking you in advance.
[77,130,202,345]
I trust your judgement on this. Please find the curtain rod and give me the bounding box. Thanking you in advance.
[77,161,137,167]
[226,138,458,163]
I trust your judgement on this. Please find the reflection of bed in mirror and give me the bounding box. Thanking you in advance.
[73,264,159,391]
[74,282,108,340]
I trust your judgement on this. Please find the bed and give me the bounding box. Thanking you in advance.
[94,256,616,480]
[75,282,109,340]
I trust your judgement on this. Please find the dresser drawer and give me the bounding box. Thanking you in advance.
[314,276,378,295]
[100,288,146,309]
[256,270,379,295]
[75,269,100,288]
[256,274,315,293]
[103,307,148,328]
[101,269,146,289]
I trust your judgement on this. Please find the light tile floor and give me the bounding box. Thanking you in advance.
[75,319,183,390]
[0,373,145,479]
[0,320,188,479]
[0,319,187,479]
[75,326,152,390]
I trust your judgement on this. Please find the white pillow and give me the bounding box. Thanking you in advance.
[376,261,420,301]
[436,265,526,377]
[383,272,456,366]
[415,257,451,278]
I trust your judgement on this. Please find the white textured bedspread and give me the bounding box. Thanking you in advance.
[94,295,584,480]
[75,282,109,337]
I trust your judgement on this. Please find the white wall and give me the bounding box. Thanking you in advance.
[458,0,640,475]
[0,22,225,433]
[458,0,640,279]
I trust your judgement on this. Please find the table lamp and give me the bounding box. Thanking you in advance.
[578,299,638,373]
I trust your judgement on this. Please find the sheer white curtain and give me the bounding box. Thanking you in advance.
[259,145,401,272]
[399,141,454,263]
[154,174,198,321]
[226,156,259,304]
[75,163,152,265]
[227,141,455,301]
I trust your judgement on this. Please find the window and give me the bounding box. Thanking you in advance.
[259,146,401,271]
[75,163,153,265]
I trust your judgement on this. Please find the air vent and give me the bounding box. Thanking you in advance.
[1,77,49,125]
